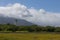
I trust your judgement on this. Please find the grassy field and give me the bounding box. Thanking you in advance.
[0,33,60,40]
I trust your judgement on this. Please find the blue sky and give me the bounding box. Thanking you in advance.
[0,0,60,12]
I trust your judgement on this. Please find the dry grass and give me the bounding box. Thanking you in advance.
[0,33,60,40]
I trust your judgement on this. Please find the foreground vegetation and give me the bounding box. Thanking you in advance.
[0,24,60,40]
[0,24,60,32]
[0,33,60,40]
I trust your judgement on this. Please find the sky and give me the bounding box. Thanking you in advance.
[0,0,60,12]
[0,0,60,26]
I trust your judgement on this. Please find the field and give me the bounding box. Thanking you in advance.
[0,33,60,40]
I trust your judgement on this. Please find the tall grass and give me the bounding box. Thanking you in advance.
[0,33,60,40]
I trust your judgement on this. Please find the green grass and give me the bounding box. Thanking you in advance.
[0,33,60,40]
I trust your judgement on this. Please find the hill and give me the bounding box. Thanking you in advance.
[0,17,34,26]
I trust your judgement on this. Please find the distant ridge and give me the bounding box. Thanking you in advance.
[0,17,34,26]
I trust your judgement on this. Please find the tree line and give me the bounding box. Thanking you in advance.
[0,24,60,32]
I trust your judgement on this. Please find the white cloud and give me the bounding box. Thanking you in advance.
[0,3,31,18]
[0,3,60,26]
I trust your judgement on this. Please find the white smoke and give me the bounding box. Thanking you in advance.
[0,3,60,26]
